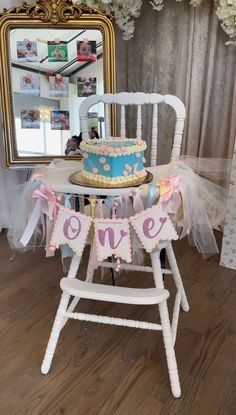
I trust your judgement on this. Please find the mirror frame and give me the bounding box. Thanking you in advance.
[0,0,116,167]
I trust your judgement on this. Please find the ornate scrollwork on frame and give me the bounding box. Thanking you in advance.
[0,1,111,24]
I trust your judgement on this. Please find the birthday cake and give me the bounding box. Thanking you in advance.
[80,138,147,186]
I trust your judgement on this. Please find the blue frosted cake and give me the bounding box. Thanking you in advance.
[80,137,147,186]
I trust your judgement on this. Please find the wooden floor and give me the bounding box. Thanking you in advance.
[0,231,236,415]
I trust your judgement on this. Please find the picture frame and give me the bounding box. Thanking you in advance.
[77,76,96,97]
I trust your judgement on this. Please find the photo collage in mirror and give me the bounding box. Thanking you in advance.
[10,29,103,157]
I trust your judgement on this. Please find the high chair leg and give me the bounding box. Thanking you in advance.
[159,300,181,398]
[150,250,181,398]
[41,292,70,374]
[60,254,82,329]
[166,244,189,312]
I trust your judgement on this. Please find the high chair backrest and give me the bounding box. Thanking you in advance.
[79,92,186,166]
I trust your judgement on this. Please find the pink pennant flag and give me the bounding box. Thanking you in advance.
[130,205,178,253]
[94,218,132,263]
[50,206,92,257]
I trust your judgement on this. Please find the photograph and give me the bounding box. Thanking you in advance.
[20,73,40,96]
[50,110,70,130]
[47,41,68,62]
[77,76,96,97]
[49,74,69,97]
[20,109,40,129]
[16,40,38,62]
[77,39,97,62]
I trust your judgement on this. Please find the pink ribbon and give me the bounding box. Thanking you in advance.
[32,183,60,220]
[87,197,101,272]
[158,175,197,238]
[20,179,61,256]
[34,183,61,256]
[90,198,105,271]
[159,176,182,214]
[112,199,121,271]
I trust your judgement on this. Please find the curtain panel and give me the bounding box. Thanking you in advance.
[115,0,236,164]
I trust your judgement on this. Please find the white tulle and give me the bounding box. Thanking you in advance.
[147,159,229,256]
[179,156,232,187]
[7,180,45,251]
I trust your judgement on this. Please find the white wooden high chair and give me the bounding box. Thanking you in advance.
[41,93,189,398]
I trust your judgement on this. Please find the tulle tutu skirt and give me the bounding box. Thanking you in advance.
[147,158,228,256]
[6,158,229,258]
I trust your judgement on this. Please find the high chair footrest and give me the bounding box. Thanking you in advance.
[60,278,169,305]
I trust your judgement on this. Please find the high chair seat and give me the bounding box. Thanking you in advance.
[60,277,169,305]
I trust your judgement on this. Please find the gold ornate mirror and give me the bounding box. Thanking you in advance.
[0,0,115,167]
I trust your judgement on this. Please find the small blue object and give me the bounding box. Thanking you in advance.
[146,182,159,209]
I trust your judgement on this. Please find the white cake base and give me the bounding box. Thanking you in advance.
[81,169,147,186]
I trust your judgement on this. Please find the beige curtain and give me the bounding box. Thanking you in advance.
[115,0,236,164]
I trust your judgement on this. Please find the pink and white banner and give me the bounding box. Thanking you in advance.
[50,206,92,257]
[21,178,179,262]
[130,205,178,253]
[94,218,132,263]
